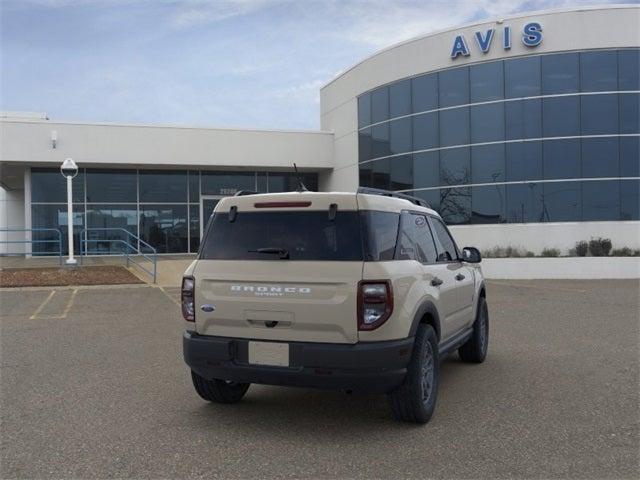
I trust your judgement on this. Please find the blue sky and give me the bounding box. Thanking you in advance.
[0,0,626,130]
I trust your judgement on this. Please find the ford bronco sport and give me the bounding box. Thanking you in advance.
[182,187,488,423]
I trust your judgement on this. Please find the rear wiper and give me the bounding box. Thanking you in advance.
[248,247,290,259]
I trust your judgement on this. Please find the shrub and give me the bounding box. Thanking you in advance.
[611,247,640,257]
[575,241,589,257]
[482,246,531,258]
[589,237,612,257]
[540,248,561,257]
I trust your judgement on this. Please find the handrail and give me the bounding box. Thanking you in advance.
[0,228,63,265]
[79,228,157,283]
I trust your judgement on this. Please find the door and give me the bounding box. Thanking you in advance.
[200,195,225,238]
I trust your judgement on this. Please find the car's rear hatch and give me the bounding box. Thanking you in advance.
[193,193,363,344]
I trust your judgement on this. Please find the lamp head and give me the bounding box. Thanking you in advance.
[60,158,78,178]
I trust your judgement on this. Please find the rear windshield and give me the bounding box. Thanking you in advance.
[200,211,364,261]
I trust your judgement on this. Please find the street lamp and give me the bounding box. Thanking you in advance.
[60,158,78,265]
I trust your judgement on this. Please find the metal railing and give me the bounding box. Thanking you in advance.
[0,228,63,265]
[79,228,157,283]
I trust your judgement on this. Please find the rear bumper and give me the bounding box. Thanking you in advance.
[183,331,414,394]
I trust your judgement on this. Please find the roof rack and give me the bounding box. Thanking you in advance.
[234,190,258,196]
[357,187,431,209]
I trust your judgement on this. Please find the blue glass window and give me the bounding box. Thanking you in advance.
[506,183,543,223]
[139,205,188,253]
[86,169,136,203]
[188,171,199,202]
[371,87,389,124]
[581,51,618,92]
[412,189,440,211]
[359,164,372,187]
[439,187,471,225]
[201,172,255,195]
[371,123,390,158]
[86,205,137,253]
[412,112,438,151]
[470,61,504,102]
[413,152,439,189]
[139,170,187,203]
[440,147,470,186]
[390,155,413,191]
[506,142,543,182]
[543,182,581,222]
[358,94,371,128]
[582,180,620,221]
[470,103,505,143]
[619,49,640,91]
[372,159,390,190]
[268,173,318,193]
[543,139,580,180]
[32,204,84,255]
[471,144,505,184]
[31,168,85,203]
[581,94,619,135]
[620,93,639,134]
[543,96,580,137]
[620,136,640,177]
[505,56,541,98]
[541,53,579,94]
[439,67,469,107]
[412,73,438,113]
[472,185,506,224]
[582,138,619,178]
[439,107,469,147]
[389,117,412,155]
[389,79,411,118]
[189,205,200,252]
[505,99,542,140]
[359,128,372,162]
[621,179,640,220]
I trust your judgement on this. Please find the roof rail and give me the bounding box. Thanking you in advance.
[234,190,258,196]
[357,187,431,208]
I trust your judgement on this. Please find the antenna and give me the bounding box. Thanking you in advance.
[293,163,309,192]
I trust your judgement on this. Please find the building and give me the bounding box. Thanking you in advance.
[1,5,638,257]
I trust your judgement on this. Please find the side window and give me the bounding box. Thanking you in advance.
[360,211,400,261]
[396,212,438,263]
[430,217,459,262]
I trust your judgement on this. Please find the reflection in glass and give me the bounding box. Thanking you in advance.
[542,182,581,222]
[582,181,620,221]
[390,155,413,191]
[189,205,200,252]
[470,103,505,143]
[268,173,318,192]
[389,117,412,155]
[440,187,471,225]
[621,179,640,220]
[440,148,470,186]
[359,164,372,188]
[541,52,579,94]
[86,169,136,203]
[412,112,438,151]
[618,49,640,91]
[371,124,390,158]
[620,137,640,177]
[389,79,411,118]
[472,185,506,224]
[505,56,541,98]
[506,183,543,223]
[439,107,469,147]
[359,128,372,162]
[543,96,580,137]
[411,74,438,113]
[31,204,84,255]
[505,99,541,140]
[86,205,137,254]
[413,152,439,189]
[139,170,187,203]
[470,61,504,102]
[188,171,200,202]
[201,172,255,195]
[543,139,580,180]
[582,138,619,178]
[31,168,85,203]
[506,142,543,182]
[471,144,505,184]
[358,94,371,128]
[372,159,390,190]
[439,67,469,107]
[371,86,389,123]
[581,94,619,135]
[620,92,640,134]
[581,50,618,92]
[411,189,440,212]
[139,205,188,253]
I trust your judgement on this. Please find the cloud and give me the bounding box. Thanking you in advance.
[170,0,281,29]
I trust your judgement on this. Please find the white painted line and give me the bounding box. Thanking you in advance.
[29,290,56,320]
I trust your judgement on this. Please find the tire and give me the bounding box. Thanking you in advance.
[458,296,489,363]
[388,324,439,424]
[190,370,250,404]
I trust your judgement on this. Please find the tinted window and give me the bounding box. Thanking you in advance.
[472,185,506,224]
[412,112,438,150]
[371,87,389,123]
[581,51,618,92]
[86,169,136,203]
[505,56,541,98]
[358,94,371,128]
[439,107,469,147]
[439,67,469,107]
[256,173,268,193]
[31,204,84,255]
[371,123,390,158]
[200,211,363,261]
[471,144,505,184]
[581,94,619,135]
[390,155,413,191]
[582,180,620,221]
[412,74,438,113]
[389,117,412,155]
[429,217,459,261]
[620,137,640,177]
[440,147,470,185]
[620,93,640,134]
[544,139,580,180]
[506,142,543,182]
[439,187,471,225]
[396,213,437,263]
[268,173,318,193]
[470,61,504,102]
[139,170,187,203]
[541,53,579,94]
[506,183,543,223]
[619,49,640,91]
[470,103,505,143]
[139,205,188,253]
[543,182,581,222]
[505,99,542,140]
[189,204,200,252]
[582,138,619,178]
[189,171,200,202]
[413,152,439,189]
[360,211,399,261]
[543,96,580,137]
[359,164,372,188]
[372,159,391,190]
[31,168,84,203]
[201,172,255,196]
[86,205,137,253]
[621,179,640,220]
[359,128,372,162]
[389,79,411,118]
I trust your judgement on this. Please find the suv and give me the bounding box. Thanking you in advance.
[182,188,488,423]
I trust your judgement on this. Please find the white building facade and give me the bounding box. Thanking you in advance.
[1,5,639,256]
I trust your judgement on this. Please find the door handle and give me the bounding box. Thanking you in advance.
[431,277,443,287]
[455,273,466,281]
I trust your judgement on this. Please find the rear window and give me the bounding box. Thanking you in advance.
[200,211,363,261]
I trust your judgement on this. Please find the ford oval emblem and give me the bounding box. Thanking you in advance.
[200,304,215,312]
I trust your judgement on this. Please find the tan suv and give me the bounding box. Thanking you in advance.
[182,187,488,423]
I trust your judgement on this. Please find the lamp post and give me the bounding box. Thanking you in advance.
[60,158,78,265]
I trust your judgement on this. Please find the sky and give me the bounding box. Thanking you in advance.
[0,0,629,130]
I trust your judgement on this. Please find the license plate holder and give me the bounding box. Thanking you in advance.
[248,341,289,367]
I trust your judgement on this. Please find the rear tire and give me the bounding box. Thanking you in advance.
[388,324,439,424]
[458,296,489,363]
[191,371,250,404]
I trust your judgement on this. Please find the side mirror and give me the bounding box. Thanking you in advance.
[462,247,481,263]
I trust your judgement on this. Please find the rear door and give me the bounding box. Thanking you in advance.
[193,196,363,344]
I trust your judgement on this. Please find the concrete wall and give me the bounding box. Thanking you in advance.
[0,186,26,254]
[481,257,640,279]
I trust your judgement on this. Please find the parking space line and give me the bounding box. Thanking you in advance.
[29,290,57,320]
[29,288,78,320]
[158,286,181,308]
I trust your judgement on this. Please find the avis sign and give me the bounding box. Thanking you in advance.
[450,22,543,59]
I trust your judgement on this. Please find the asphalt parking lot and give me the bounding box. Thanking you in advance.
[1,280,638,479]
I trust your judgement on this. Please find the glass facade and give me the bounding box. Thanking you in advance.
[31,168,318,255]
[357,49,640,224]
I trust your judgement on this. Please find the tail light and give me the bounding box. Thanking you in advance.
[181,276,195,322]
[357,280,393,331]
